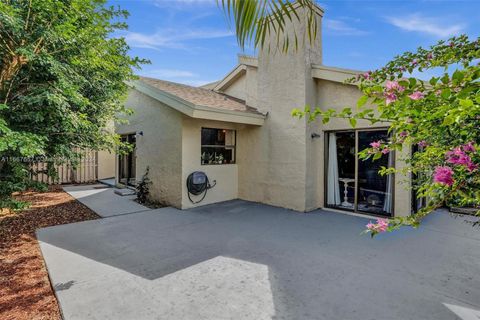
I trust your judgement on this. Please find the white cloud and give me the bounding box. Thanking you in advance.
[386,13,465,38]
[123,28,234,50]
[324,19,368,36]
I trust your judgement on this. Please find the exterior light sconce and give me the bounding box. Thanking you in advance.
[137,131,144,136]
[311,133,321,139]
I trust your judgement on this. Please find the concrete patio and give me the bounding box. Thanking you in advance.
[38,198,480,320]
[63,184,150,218]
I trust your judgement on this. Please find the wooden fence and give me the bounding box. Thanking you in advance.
[30,150,98,185]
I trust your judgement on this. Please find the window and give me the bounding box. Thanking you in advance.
[201,128,236,165]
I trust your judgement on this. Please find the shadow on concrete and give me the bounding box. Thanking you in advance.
[37,200,480,319]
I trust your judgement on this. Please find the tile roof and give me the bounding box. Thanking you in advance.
[138,76,262,116]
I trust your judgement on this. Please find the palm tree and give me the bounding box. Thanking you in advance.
[218,0,321,52]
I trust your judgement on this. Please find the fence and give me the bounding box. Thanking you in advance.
[30,150,98,185]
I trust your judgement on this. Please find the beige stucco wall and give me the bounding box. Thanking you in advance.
[97,150,115,179]
[117,89,183,208]
[237,8,323,212]
[181,118,248,209]
[222,73,246,101]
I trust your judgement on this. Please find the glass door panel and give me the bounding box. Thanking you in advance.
[357,130,393,216]
[118,134,136,186]
[326,132,356,211]
[326,129,394,217]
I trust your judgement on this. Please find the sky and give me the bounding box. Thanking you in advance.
[109,0,480,86]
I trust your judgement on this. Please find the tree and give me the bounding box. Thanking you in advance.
[219,0,320,52]
[293,35,480,236]
[0,0,146,208]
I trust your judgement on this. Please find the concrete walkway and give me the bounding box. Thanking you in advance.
[63,184,150,218]
[38,200,480,320]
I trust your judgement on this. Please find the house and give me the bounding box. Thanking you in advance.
[116,5,412,218]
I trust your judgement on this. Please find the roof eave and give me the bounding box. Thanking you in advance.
[312,64,363,85]
[213,64,248,92]
[129,80,265,126]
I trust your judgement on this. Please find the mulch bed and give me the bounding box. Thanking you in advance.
[0,186,100,320]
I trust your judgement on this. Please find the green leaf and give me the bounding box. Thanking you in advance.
[459,99,474,108]
[452,70,464,83]
[441,88,451,99]
[429,77,439,86]
[357,95,368,108]
[441,74,450,84]
[349,118,357,128]
[219,0,321,52]
[443,115,455,125]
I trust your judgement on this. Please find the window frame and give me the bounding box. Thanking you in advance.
[200,127,237,165]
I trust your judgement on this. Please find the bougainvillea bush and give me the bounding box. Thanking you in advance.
[293,35,480,236]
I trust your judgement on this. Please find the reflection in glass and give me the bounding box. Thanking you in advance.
[326,129,394,217]
[327,132,355,211]
[118,134,136,186]
[357,130,392,216]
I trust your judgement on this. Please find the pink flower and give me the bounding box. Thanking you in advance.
[467,162,478,172]
[433,166,454,186]
[370,141,382,149]
[399,131,408,138]
[385,80,405,93]
[447,147,471,164]
[408,91,424,100]
[449,42,454,47]
[446,146,478,172]
[362,71,372,80]
[417,140,428,148]
[412,59,418,66]
[385,81,397,91]
[427,53,433,60]
[462,142,476,153]
[366,218,389,233]
[381,147,390,154]
[385,92,397,105]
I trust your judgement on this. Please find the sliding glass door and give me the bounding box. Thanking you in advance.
[326,129,394,217]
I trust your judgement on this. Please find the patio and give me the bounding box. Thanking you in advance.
[37,197,480,319]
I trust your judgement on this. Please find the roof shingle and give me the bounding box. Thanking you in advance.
[138,76,262,115]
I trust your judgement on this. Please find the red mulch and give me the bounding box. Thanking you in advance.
[0,186,100,320]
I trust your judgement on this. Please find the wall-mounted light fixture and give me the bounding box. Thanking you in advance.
[311,133,321,139]
[137,131,144,136]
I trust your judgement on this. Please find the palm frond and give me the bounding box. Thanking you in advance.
[219,0,321,52]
